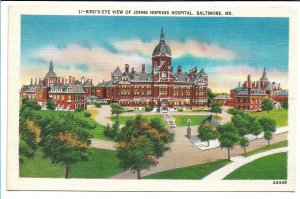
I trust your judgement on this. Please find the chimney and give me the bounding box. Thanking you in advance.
[177,66,182,74]
[69,76,72,84]
[62,77,64,85]
[91,79,93,84]
[39,78,41,83]
[73,77,75,84]
[30,78,33,85]
[35,78,37,85]
[131,68,135,79]
[142,64,145,73]
[278,83,280,89]
[81,76,85,84]
[238,82,241,87]
[125,64,129,73]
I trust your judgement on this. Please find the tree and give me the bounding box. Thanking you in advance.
[281,101,288,109]
[197,121,217,146]
[207,88,216,107]
[263,131,273,146]
[19,119,41,164]
[250,120,263,139]
[211,101,222,114]
[115,115,173,179]
[46,100,56,111]
[103,120,120,140]
[22,98,41,110]
[19,105,41,164]
[231,112,255,136]
[258,117,276,146]
[39,117,91,178]
[239,136,249,154]
[262,98,274,113]
[218,122,240,160]
[111,103,123,118]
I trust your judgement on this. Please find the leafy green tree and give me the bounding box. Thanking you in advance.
[227,108,246,116]
[258,117,276,146]
[39,117,91,178]
[207,88,216,107]
[281,101,288,109]
[263,131,273,146]
[231,112,255,136]
[218,122,240,160]
[104,120,120,140]
[197,121,217,146]
[250,120,263,139]
[111,103,124,118]
[19,119,41,164]
[239,136,249,154]
[115,115,173,179]
[46,100,56,111]
[211,101,222,114]
[22,98,41,110]
[262,98,274,113]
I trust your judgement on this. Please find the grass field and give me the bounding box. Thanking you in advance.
[110,115,166,127]
[224,152,287,180]
[243,140,288,157]
[38,110,106,140]
[142,159,230,179]
[20,148,123,178]
[249,109,287,127]
[171,115,207,126]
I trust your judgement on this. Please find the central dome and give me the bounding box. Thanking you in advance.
[152,28,172,57]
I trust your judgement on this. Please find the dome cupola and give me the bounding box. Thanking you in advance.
[152,27,172,57]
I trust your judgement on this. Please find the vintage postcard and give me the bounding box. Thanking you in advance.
[4,2,297,192]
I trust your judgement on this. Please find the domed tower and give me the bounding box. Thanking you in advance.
[152,27,173,81]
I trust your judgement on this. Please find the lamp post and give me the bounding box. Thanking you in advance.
[187,118,191,139]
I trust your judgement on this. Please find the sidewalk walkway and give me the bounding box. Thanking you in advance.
[90,139,116,150]
[202,147,288,180]
[190,126,288,150]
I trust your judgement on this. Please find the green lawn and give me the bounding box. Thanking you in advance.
[20,148,123,178]
[142,159,230,179]
[225,152,287,180]
[38,110,107,140]
[172,115,207,126]
[249,109,287,127]
[243,140,288,157]
[111,115,166,127]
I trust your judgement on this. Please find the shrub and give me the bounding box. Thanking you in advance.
[156,108,160,113]
[281,101,288,109]
[177,108,183,112]
[124,109,134,112]
[145,106,154,112]
[95,102,102,108]
[227,108,245,115]
[84,111,91,117]
[75,108,84,112]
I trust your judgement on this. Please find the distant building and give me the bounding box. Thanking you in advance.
[228,68,288,112]
[211,95,233,107]
[20,60,87,111]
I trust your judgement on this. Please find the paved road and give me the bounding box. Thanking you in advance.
[88,106,115,150]
[90,139,116,150]
[202,147,288,180]
[111,127,287,179]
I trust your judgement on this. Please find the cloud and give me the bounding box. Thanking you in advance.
[114,39,236,61]
[22,41,287,93]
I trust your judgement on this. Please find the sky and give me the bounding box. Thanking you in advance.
[21,15,289,92]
